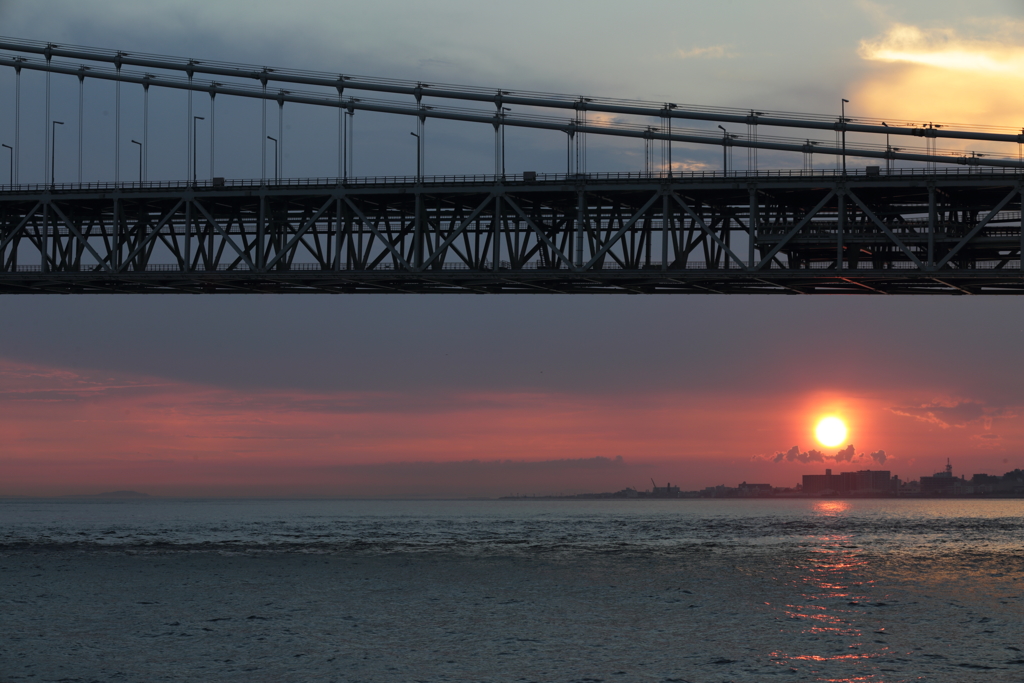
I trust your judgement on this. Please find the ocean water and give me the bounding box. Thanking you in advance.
[1,498,1022,682]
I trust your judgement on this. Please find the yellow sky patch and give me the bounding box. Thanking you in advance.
[854,23,1024,135]
[859,24,1024,75]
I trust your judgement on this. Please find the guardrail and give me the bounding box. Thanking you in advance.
[2,259,1020,273]
[3,166,1024,193]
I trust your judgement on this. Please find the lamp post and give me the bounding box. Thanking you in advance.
[51,121,64,186]
[192,116,204,184]
[1,144,11,186]
[841,98,849,175]
[717,125,729,175]
[409,131,421,181]
[131,140,142,183]
[267,136,278,182]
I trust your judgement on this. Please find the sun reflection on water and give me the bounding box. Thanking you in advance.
[765,502,896,681]
[813,500,851,516]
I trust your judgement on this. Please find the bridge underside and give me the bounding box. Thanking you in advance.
[2,173,1023,294]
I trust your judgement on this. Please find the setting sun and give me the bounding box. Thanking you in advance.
[815,417,848,447]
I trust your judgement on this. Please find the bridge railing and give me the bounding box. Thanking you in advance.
[3,259,1021,274]
[2,166,1024,193]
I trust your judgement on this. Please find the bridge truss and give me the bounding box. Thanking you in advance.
[2,171,1022,294]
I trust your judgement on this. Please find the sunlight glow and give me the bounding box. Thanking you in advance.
[815,417,848,448]
[859,25,1024,75]
[854,23,1024,132]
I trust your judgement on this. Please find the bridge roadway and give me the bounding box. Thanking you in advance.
[1,170,1023,294]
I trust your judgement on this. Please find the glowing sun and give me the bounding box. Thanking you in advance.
[815,417,848,447]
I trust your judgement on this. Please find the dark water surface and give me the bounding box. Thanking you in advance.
[2,498,1022,682]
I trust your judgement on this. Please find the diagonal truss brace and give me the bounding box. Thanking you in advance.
[418,193,495,271]
[265,195,335,270]
[192,199,256,271]
[502,195,577,272]
[584,192,661,271]
[846,189,924,270]
[671,192,748,270]
[49,202,114,272]
[934,186,1020,270]
[754,190,836,270]
[343,197,413,271]
[116,198,185,272]
[0,201,43,255]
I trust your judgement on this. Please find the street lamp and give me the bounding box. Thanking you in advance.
[1,144,11,186]
[51,121,64,186]
[409,131,421,181]
[840,98,849,175]
[192,116,204,184]
[131,140,142,183]
[718,125,729,175]
[267,136,278,182]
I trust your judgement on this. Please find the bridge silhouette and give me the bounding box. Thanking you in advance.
[1,37,1023,294]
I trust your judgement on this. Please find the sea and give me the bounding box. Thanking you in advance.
[1,498,1022,682]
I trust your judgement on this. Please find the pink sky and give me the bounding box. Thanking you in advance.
[1,358,1018,497]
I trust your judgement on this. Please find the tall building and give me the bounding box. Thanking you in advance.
[920,459,958,494]
[802,469,838,495]
[802,468,894,495]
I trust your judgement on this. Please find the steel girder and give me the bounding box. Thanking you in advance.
[1,174,1023,294]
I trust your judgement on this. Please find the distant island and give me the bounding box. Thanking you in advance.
[61,490,152,499]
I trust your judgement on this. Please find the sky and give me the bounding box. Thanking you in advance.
[1,0,1023,497]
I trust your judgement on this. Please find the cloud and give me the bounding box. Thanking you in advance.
[971,433,1002,450]
[755,445,892,466]
[858,23,1024,75]
[677,45,734,60]
[889,400,1013,428]
[667,160,715,173]
[835,445,856,462]
[853,21,1024,134]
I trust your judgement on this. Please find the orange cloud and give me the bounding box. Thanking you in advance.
[858,24,1024,75]
[853,22,1024,155]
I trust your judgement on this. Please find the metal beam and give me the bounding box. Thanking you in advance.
[1,176,1023,294]
[846,189,924,270]
[934,187,1019,269]
[2,53,1022,169]
[2,36,1020,145]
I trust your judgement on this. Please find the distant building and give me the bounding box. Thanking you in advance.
[738,482,773,497]
[802,468,895,496]
[971,473,1000,494]
[802,469,838,495]
[842,469,893,494]
[650,480,681,498]
[920,459,958,495]
[701,484,738,498]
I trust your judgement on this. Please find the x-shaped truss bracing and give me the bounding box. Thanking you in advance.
[1,175,1023,293]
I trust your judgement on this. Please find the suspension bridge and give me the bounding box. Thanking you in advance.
[1,37,1023,294]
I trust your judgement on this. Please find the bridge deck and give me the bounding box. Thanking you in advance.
[2,173,1022,294]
